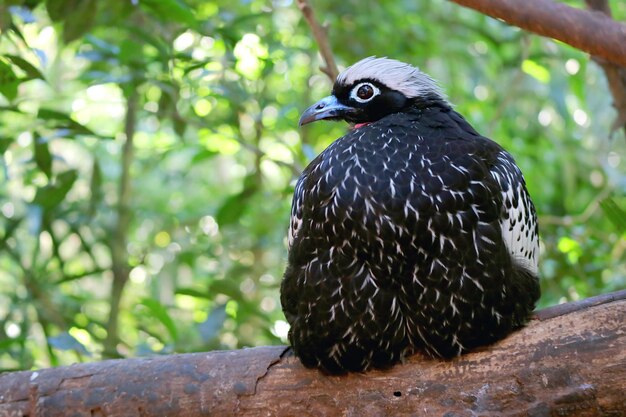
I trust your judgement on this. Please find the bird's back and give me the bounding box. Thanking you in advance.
[282,102,539,373]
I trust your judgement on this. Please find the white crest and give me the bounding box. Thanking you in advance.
[336,56,445,100]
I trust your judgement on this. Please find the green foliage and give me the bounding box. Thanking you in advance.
[0,0,625,371]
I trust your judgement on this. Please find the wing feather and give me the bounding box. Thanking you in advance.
[288,176,306,248]
[489,152,539,275]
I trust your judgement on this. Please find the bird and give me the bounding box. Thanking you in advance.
[280,57,540,374]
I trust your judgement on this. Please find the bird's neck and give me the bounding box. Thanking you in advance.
[408,93,451,112]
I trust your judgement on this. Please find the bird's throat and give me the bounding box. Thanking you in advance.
[352,122,372,130]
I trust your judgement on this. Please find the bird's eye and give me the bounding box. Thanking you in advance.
[350,82,380,103]
[357,85,373,100]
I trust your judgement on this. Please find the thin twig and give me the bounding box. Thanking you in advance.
[534,288,626,320]
[539,187,612,226]
[296,0,339,82]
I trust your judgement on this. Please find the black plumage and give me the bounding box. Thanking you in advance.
[281,57,540,374]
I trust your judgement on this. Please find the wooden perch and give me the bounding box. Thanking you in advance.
[1,290,625,416]
[451,0,626,68]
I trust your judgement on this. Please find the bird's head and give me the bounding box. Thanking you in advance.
[299,57,445,127]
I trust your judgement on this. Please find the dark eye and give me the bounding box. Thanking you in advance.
[351,82,379,103]
[357,84,374,100]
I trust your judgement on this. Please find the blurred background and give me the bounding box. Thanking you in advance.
[0,0,624,371]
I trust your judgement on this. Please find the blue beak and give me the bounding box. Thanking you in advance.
[299,95,354,126]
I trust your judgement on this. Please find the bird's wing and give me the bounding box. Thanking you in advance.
[488,151,539,275]
[288,175,306,249]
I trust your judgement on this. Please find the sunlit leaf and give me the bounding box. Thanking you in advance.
[191,149,218,164]
[522,59,550,83]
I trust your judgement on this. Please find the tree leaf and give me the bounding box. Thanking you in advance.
[599,197,626,233]
[63,0,97,43]
[121,25,171,66]
[88,158,102,216]
[46,0,70,22]
[33,134,53,178]
[140,0,197,28]
[37,108,97,136]
[0,105,23,114]
[208,279,242,300]
[215,193,247,227]
[32,169,78,210]
[175,287,211,300]
[0,136,12,154]
[139,298,178,342]
[191,148,218,164]
[0,217,23,248]
[215,173,258,226]
[198,304,226,342]
[0,4,11,33]
[4,54,45,80]
[48,332,90,355]
[0,59,19,101]
[118,39,145,68]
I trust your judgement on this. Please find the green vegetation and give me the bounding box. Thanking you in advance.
[0,0,624,371]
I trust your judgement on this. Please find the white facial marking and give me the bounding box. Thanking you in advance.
[337,56,445,100]
[349,82,380,103]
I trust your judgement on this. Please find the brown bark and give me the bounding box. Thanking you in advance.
[584,0,626,137]
[104,90,138,358]
[450,0,626,68]
[1,291,625,416]
[296,0,339,81]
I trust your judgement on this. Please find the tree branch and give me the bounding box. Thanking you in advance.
[585,0,626,137]
[103,89,138,358]
[296,0,339,81]
[1,292,625,416]
[450,0,626,68]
